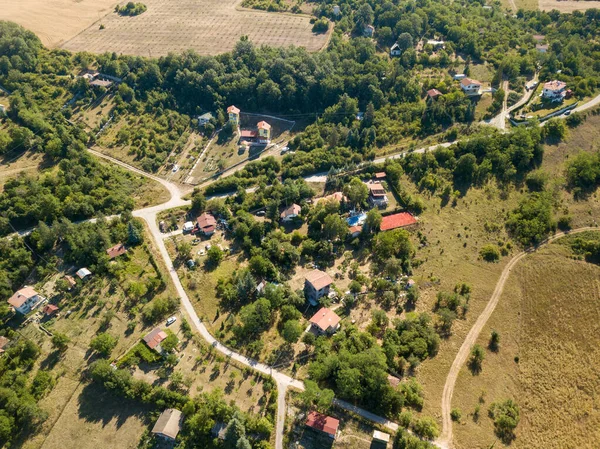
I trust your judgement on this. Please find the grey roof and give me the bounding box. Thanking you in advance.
[152,409,183,440]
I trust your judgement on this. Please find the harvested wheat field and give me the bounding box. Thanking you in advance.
[0,0,117,48]
[61,0,331,56]
[538,0,600,11]
[451,241,600,449]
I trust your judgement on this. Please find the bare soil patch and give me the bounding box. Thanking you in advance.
[61,0,331,56]
[538,0,600,11]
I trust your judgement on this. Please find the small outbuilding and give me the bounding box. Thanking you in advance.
[76,268,92,280]
[106,243,127,260]
[42,304,59,317]
[380,212,417,231]
[152,408,183,441]
[373,430,391,444]
[427,88,443,100]
[305,411,340,439]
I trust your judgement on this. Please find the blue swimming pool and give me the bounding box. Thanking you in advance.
[346,213,366,226]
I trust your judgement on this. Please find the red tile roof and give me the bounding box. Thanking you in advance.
[427,88,442,98]
[257,121,271,130]
[8,287,38,308]
[461,78,482,87]
[240,130,257,138]
[143,327,168,350]
[309,307,341,332]
[106,243,127,259]
[305,411,340,435]
[349,225,362,235]
[281,203,301,219]
[305,270,333,291]
[197,213,217,232]
[227,105,240,114]
[543,80,566,91]
[380,212,417,231]
[368,182,386,196]
[43,304,59,316]
[374,172,386,179]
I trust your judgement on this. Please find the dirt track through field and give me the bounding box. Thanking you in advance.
[438,226,599,449]
[61,0,330,56]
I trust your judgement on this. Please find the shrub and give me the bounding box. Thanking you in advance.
[468,344,485,374]
[312,18,329,33]
[488,399,520,443]
[450,408,462,422]
[411,416,439,440]
[479,244,500,262]
[90,333,118,357]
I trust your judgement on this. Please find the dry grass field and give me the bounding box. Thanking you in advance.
[451,242,600,449]
[0,0,117,48]
[538,0,600,11]
[61,0,331,57]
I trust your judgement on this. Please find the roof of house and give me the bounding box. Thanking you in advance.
[257,121,271,130]
[227,105,240,114]
[64,275,77,287]
[197,213,217,231]
[281,203,301,219]
[373,430,391,442]
[305,270,333,291]
[316,192,347,204]
[533,34,545,41]
[198,112,214,121]
[43,304,59,315]
[390,42,400,50]
[374,172,386,179]
[536,44,549,51]
[8,287,38,308]
[380,212,417,231]
[461,78,482,87]
[305,411,340,435]
[349,225,362,235]
[106,243,127,260]
[544,80,566,90]
[387,374,401,387]
[309,307,341,332]
[152,409,183,440]
[143,327,168,350]
[240,130,258,138]
[76,268,91,279]
[427,88,443,98]
[368,182,387,196]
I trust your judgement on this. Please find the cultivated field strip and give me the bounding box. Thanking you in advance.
[62,0,330,56]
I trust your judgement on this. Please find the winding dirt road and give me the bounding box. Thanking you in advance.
[437,226,598,449]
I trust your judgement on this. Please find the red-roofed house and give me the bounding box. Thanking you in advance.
[309,307,341,334]
[42,304,59,317]
[305,270,333,305]
[257,121,271,143]
[196,213,217,236]
[280,204,301,222]
[460,78,482,95]
[349,225,362,238]
[380,212,417,231]
[143,327,168,353]
[8,287,42,315]
[305,411,340,439]
[427,88,442,100]
[374,172,386,180]
[227,105,240,125]
[106,243,127,260]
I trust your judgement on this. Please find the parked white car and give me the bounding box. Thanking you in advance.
[166,316,177,326]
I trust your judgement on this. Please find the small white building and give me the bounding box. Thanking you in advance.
[364,24,374,38]
[332,5,341,16]
[183,221,195,232]
[76,267,92,280]
[453,73,466,80]
[542,80,567,101]
[373,430,391,444]
[460,78,482,96]
[197,112,214,126]
[390,42,401,57]
[426,39,446,49]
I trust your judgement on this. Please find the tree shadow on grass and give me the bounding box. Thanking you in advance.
[77,382,151,430]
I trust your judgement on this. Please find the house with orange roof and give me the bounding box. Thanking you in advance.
[309,307,341,334]
[7,286,43,315]
[257,121,271,143]
[380,212,417,231]
[542,80,567,101]
[305,411,340,439]
[460,78,482,96]
[280,204,301,222]
[227,105,240,125]
[106,243,127,260]
[196,212,217,236]
[143,327,168,353]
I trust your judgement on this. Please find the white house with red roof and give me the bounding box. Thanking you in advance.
[460,78,482,96]
[8,286,43,315]
[542,80,567,101]
[257,121,271,143]
[280,203,301,222]
[309,307,341,335]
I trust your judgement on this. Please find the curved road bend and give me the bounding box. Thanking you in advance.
[438,226,598,449]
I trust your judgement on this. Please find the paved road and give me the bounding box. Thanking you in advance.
[437,226,598,449]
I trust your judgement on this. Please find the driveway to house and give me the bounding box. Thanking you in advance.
[437,226,599,449]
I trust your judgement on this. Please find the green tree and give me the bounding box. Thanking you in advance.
[489,330,500,352]
[90,333,118,357]
[127,221,143,245]
[488,399,520,443]
[479,244,500,262]
[281,320,303,343]
[365,208,382,233]
[161,333,179,352]
[51,333,70,352]
[206,246,223,267]
[468,344,485,374]
[411,416,439,440]
[343,177,369,208]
